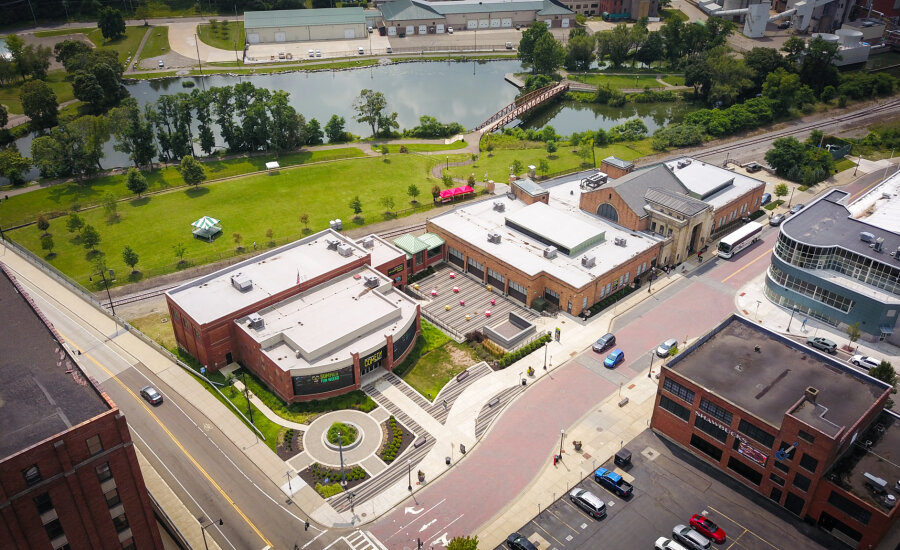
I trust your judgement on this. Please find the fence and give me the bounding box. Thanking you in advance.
[1,237,266,441]
[247,44,517,62]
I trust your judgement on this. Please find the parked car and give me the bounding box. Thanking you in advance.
[673,524,711,550]
[140,386,163,405]
[850,355,881,370]
[807,336,837,355]
[592,332,616,353]
[569,488,606,519]
[689,514,726,543]
[516,23,522,30]
[308,49,315,57]
[358,46,365,55]
[745,162,762,173]
[778,19,792,29]
[604,349,625,368]
[315,49,322,57]
[368,26,374,33]
[506,533,538,550]
[594,467,633,497]
[505,41,513,49]
[769,213,786,226]
[655,537,691,550]
[448,26,453,33]
[789,203,805,215]
[386,46,393,54]
[158,60,164,68]
[657,338,678,358]
[760,193,771,206]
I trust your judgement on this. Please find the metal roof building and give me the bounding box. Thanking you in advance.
[244,7,368,44]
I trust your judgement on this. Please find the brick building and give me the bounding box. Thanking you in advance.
[0,264,162,550]
[166,230,420,402]
[650,314,898,549]
[426,175,664,316]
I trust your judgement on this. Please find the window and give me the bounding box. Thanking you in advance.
[770,487,783,503]
[427,244,442,259]
[827,491,872,525]
[695,415,727,443]
[23,465,42,487]
[727,456,762,486]
[112,512,129,533]
[784,492,805,516]
[659,395,690,422]
[793,473,811,492]
[104,487,121,508]
[121,539,136,550]
[690,434,723,461]
[773,460,790,474]
[44,518,64,540]
[769,473,785,486]
[798,430,815,444]
[33,492,53,514]
[699,398,732,424]
[799,453,819,473]
[86,435,103,456]
[96,462,113,482]
[663,377,695,404]
[738,419,775,447]
[415,251,424,265]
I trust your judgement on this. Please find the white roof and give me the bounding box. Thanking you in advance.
[237,266,418,373]
[504,202,605,255]
[355,234,406,269]
[167,229,368,324]
[429,177,663,289]
[664,158,766,210]
[848,170,900,233]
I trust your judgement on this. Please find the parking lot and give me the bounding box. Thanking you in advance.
[495,430,833,550]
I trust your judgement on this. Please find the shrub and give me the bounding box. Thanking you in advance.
[315,482,344,498]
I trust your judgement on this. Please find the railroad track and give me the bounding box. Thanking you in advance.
[101,285,179,310]
[377,222,426,240]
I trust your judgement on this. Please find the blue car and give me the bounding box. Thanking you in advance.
[604,349,625,368]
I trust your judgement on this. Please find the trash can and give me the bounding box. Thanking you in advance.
[521,378,526,386]
[614,448,632,467]
[446,456,451,465]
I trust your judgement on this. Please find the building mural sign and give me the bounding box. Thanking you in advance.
[360,345,387,374]
[292,365,355,396]
[387,264,404,276]
[696,411,769,467]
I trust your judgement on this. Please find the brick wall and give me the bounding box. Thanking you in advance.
[578,187,647,231]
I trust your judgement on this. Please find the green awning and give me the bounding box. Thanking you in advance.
[418,233,445,250]
[393,234,428,255]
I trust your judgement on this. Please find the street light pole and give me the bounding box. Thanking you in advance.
[407,459,412,491]
[559,429,565,460]
[200,518,223,550]
[543,342,548,370]
[787,186,795,208]
[339,431,347,487]
[787,306,798,332]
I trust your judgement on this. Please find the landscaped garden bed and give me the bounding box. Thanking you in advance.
[298,462,368,498]
[276,427,304,461]
[377,415,414,464]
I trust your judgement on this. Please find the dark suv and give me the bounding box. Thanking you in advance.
[592,332,616,353]
[506,533,538,550]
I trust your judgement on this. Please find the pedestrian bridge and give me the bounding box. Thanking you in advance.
[474,81,570,134]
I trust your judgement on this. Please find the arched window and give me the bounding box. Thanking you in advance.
[597,203,618,222]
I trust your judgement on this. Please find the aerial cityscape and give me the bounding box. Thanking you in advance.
[0,0,898,549]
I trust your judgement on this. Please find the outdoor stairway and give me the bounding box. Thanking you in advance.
[362,383,430,441]
[425,362,493,424]
[475,384,525,439]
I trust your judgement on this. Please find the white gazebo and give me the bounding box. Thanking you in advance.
[191,216,222,241]
[265,161,280,174]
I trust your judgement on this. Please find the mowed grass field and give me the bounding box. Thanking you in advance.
[8,153,445,287]
[570,74,664,89]
[0,70,75,114]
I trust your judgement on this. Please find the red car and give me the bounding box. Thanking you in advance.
[690,514,726,543]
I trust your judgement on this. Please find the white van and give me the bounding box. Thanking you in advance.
[358,46,365,55]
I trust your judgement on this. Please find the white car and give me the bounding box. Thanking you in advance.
[315,49,322,57]
[655,537,690,550]
[850,355,880,370]
[656,338,678,358]
[448,26,453,33]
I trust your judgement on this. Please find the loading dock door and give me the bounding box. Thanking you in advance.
[406,25,415,35]
[478,19,490,28]
[418,25,427,34]
[490,19,501,28]
[561,18,570,27]
[344,28,356,39]
[247,33,260,44]
[388,26,397,36]
[501,18,513,27]
[466,20,477,30]
[436,24,445,33]
[275,32,286,42]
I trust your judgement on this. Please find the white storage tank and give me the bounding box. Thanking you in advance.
[811,33,840,44]
[835,28,863,47]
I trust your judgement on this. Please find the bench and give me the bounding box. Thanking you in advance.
[456,370,470,383]
[488,397,500,408]
[618,397,629,407]
[413,436,427,448]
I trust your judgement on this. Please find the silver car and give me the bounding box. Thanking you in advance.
[656,338,678,358]
[569,488,606,519]
[673,524,711,550]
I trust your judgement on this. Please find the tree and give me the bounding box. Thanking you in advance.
[447,535,479,550]
[97,7,126,41]
[349,196,363,215]
[635,31,665,68]
[41,234,55,257]
[538,158,550,176]
[353,89,390,138]
[0,147,31,186]
[36,215,50,234]
[110,98,156,169]
[81,224,101,250]
[846,322,861,349]
[192,89,217,156]
[744,46,789,92]
[125,168,149,197]
[325,115,347,143]
[233,232,243,251]
[706,47,754,108]
[20,80,58,129]
[102,192,118,221]
[122,245,139,272]
[442,172,453,187]
[66,213,84,233]
[518,22,550,68]
[532,33,565,75]
[800,36,840,95]
[380,196,395,215]
[180,155,207,186]
[306,118,324,145]
[511,159,524,175]
[54,39,93,71]
[577,138,594,166]
[266,228,275,246]
[546,140,558,156]
[268,90,303,157]
[299,213,310,233]
[565,33,595,71]
[407,184,420,204]
[0,104,6,128]
[870,361,897,388]
[431,184,441,199]
[173,242,187,265]
[774,183,789,199]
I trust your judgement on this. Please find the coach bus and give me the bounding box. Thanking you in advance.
[717,222,763,259]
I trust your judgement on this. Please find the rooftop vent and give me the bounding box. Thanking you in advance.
[247,312,264,330]
[326,238,341,250]
[543,246,558,259]
[337,244,354,257]
[896,245,900,259]
[329,219,343,231]
[860,232,875,243]
[614,237,627,247]
[864,472,888,493]
[362,237,375,249]
[230,272,253,292]
[676,159,692,169]
[363,275,380,288]
[493,201,506,212]
[487,232,502,244]
[581,172,608,189]
[581,255,596,268]
[874,237,884,252]
[295,349,302,359]
[805,386,819,403]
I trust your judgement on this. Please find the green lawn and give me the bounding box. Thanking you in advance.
[0,148,366,227]
[7,153,445,287]
[219,384,281,452]
[400,340,478,401]
[570,74,663,89]
[33,27,95,38]
[384,141,468,153]
[0,70,74,115]
[86,26,149,63]
[661,75,685,86]
[139,26,170,61]
[451,141,651,182]
[197,21,245,51]
[834,157,856,172]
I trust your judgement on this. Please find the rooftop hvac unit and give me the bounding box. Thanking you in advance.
[364,275,380,288]
[543,246,557,259]
[295,349,303,359]
[362,237,375,249]
[874,237,884,252]
[583,172,608,189]
[860,232,875,243]
[493,201,506,212]
[247,312,264,329]
[614,237,627,247]
[326,238,341,250]
[865,472,888,493]
[329,219,343,231]
[896,246,900,259]
[581,255,596,268]
[230,272,253,291]
[487,232,502,244]
[676,159,692,169]
[337,244,354,257]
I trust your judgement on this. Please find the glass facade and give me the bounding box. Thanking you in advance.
[768,265,855,313]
